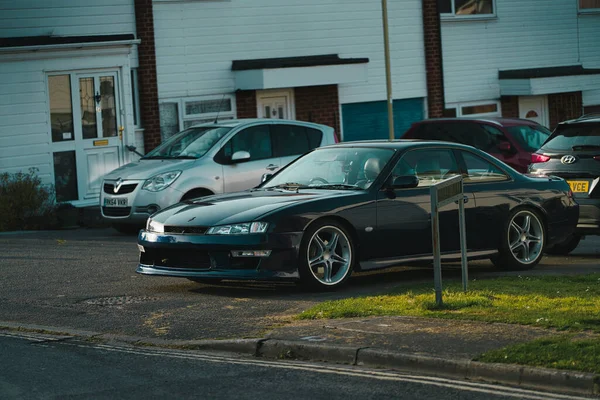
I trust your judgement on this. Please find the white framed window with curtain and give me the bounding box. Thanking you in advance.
[158,95,237,142]
[444,100,501,118]
[439,0,496,19]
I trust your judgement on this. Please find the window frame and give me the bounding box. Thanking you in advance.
[444,100,501,119]
[578,0,600,13]
[453,149,512,184]
[439,0,497,20]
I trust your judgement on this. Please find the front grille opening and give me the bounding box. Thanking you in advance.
[104,183,137,195]
[140,249,261,270]
[164,226,208,235]
[102,207,131,217]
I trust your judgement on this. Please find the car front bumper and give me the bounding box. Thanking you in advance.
[136,230,304,281]
[100,180,185,224]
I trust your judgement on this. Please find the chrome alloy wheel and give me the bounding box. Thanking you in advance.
[508,210,544,265]
[306,226,352,286]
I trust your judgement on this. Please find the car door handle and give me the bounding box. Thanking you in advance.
[455,195,469,204]
[266,164,279,171]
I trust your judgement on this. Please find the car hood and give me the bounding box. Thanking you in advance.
[103,159,197,181]
[150,189,359,227]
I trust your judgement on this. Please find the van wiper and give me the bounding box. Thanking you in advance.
[571,145,600,150]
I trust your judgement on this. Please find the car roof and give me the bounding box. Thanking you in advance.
[414,117,541,127]
[559,113,600,125]
[320,138,477,151]
[187,118,332,129]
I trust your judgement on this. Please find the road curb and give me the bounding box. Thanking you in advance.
[1,323,598,397]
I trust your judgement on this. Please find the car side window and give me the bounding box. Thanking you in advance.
[272,124,311,157]
[395,149,460,187]
[222,125,273,161]
[480,124,510,150]
[460,151,509,183]
[306,127,323,149]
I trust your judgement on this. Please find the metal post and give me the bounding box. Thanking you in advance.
[430,190,443,307]
[458,192,468,292]
[381,0,395,141]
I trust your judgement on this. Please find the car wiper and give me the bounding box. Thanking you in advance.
[310,184,362,190]
[266,182,311,191]
[174,155,198,159]
[571,145,600,151]
[141,155,172,160]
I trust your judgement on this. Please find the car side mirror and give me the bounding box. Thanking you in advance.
[261,173,273,183]
[390,175,419,189]
[497,141,512,152]
[231,150,251,163]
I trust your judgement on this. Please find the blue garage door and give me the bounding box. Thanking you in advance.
[341,98,424,142]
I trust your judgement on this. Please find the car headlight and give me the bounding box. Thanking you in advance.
[146,218,164,233]
[142,171,182,192]
[206,222,269,235]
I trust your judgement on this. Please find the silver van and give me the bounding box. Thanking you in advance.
[100,119,337,232]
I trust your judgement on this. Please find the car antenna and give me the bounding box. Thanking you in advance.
[214,94,226,124]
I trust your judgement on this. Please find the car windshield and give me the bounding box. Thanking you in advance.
[142,126,232,160]
[540,123,600,152]
[262,147,395,190]
[505,125,551,152]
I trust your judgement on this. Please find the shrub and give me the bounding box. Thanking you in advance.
[0,168,57,231]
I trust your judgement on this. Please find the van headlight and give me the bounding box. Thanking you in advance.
[206,222,269,235]
[146,218,164,233]
[142,171,182,192]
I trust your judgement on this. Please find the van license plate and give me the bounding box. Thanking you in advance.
[567,180,589,193]
[104,198,128,207]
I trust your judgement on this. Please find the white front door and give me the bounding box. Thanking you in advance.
[519,96,549,128]
[257,90,294,120]
[48,71,124,204]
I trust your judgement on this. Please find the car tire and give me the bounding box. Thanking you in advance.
[297,219,355,291]
[491,208,545,271]
[112,223,142,235]
[544,234,582,256]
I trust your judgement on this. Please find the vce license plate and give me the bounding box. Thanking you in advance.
[104,197,128,207]
[567,180,589,193]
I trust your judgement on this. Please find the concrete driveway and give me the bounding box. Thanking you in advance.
[0,228,598,341]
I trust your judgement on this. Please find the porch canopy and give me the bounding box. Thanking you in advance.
[499,65,600,96]
[232,54,369,91]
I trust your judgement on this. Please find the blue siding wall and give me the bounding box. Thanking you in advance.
[342,98,424,142]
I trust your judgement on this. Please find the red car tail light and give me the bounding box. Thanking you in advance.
[594,155,600,161]
[531,154,550,163]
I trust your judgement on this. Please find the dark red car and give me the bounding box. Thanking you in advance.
[401,117,551,173]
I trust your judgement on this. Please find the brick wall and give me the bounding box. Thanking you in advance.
[134,0,161,152]
[235,90,258,118]
[548,91,583,130]
[422,0,445,118]
[501,96,519,118]
[294,85,340,140]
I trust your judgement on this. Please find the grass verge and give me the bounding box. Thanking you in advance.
[476,335,600,374]
[298,274,600,332]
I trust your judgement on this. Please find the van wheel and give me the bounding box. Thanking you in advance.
[545,234,581,256]
[181,189,213,202]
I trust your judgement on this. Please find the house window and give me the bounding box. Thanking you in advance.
[579,0,600,11]
[183,95,235,128]
[158,95,237,141]
[439,0,495,17]
[131,69,141,128]
[461,103,498,116]
[445,101,501,118]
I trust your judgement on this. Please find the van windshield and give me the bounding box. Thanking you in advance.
[142,126,232,160]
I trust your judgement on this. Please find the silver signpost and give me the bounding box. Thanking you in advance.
[430,175,468,307]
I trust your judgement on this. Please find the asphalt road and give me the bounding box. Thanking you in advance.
[0,228,598,341]
[0,331,591,400]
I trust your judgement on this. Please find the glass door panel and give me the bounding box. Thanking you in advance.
[79,77,98,140]
[99,76,118,137]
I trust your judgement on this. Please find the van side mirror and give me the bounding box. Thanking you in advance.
[390,175,419,189]
[231,150,251,163]
[261,173,273,183]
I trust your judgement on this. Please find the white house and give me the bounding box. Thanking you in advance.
[1,0,599,208]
